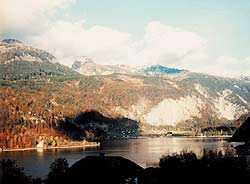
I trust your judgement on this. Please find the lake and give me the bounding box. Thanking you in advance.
[0,136,237,179]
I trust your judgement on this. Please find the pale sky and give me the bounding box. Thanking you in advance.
[1,0,250,77]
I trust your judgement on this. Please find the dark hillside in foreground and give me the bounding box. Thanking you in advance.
[230,117,250,142]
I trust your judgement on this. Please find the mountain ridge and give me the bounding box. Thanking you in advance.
[71,56,142,76]
[71,57,187,76]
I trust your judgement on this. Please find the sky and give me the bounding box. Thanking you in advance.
[1,0,250,77]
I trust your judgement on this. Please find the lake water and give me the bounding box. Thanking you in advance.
[0,137,237,179]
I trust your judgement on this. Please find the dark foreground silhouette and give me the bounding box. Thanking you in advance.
[230,117,250,155]
[1,150,250,184]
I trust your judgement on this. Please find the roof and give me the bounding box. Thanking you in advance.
[66,155,143,184]
[70,155,142,173]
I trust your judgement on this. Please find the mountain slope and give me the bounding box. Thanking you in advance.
[2,72,249,127]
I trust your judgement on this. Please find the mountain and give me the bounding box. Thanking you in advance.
[1,39,250,149]
[144,65,186,75]
[71,56,141,76]
[0,39,79,80]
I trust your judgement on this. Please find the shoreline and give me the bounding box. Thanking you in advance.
[141,134,232,138]
[1,142,100,152]
[0,135,232,153]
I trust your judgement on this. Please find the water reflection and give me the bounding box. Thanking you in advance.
[0,137,233,179]
[37,150,44,159]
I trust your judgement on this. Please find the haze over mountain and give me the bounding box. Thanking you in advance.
[1,39,250,148]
